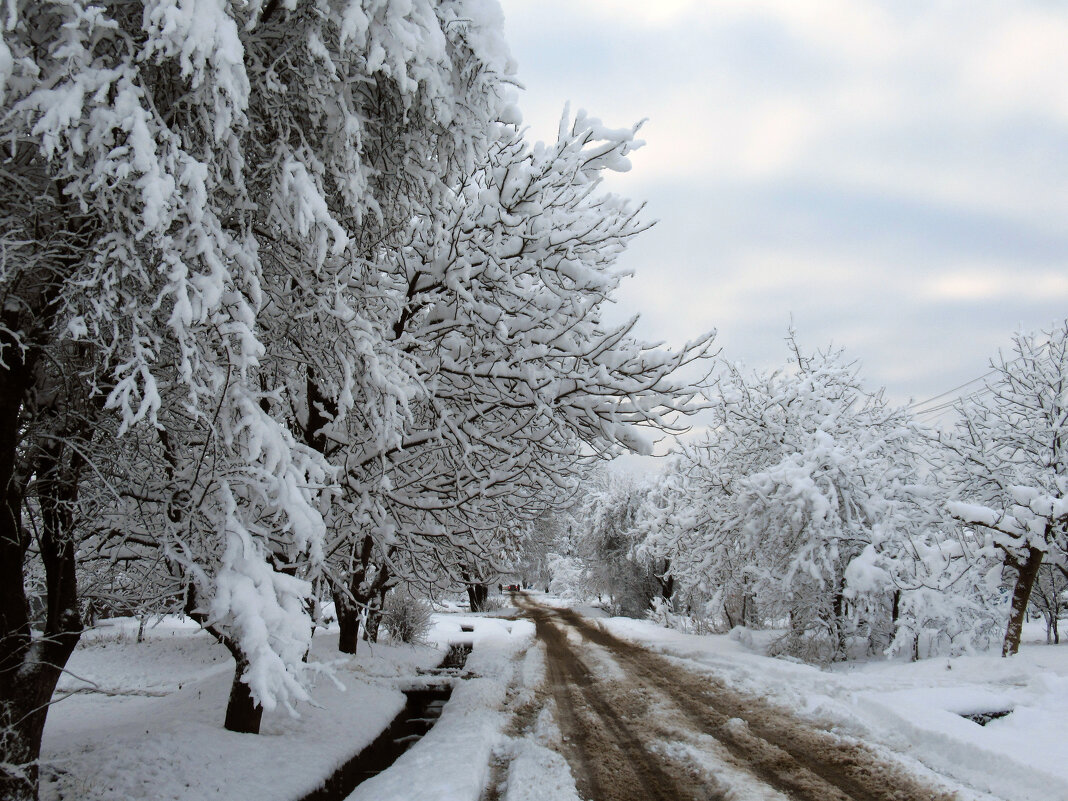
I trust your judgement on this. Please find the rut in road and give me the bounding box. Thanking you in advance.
[518,597,959,801]
[533,600,729,801]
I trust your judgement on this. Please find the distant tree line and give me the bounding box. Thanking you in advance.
[556,324,1068,664]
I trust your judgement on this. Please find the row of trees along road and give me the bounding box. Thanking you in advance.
[559,325,1068,666]
[0,2,713,798]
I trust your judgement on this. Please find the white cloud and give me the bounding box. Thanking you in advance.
[921,269,1068,303]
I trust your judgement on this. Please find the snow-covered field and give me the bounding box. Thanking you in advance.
[40,601,1068,801]
[40,612,534,801]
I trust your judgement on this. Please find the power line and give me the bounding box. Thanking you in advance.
[909,353,1031,414]
[909,370,997,411]
[912,385,995,417]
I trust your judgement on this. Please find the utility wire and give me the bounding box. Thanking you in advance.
[909,370,997,411]
[909,353,1028,415]
[913,386,995,417]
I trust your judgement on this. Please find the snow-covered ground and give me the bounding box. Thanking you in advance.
[598,610,1068,801]
[40,611,534,801]
[41,599,1068,801]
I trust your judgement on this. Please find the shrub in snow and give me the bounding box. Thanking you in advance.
[478,595,506,613]
[649,596,717,635]
[382,593,434,645]
[728,625,756,649]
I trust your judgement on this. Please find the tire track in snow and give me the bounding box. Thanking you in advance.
[528,600,729,801]
[545,603,959,801]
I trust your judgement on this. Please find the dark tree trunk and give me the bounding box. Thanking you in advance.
[184,585,266,734]
[0,162,101,800]
[466,582,488,612]
[0,350,35,801]
[364,585,390,643]
[0,359,92,799]
[0,432,88,799]
[334,586,362,655]
[831,579,848,659]
[657,560,675,603]
[333,538,392,654]
[1003,546,1044,657]
[222,643,263,734]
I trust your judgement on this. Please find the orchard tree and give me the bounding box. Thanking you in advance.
[945,322,1068,657]
[1029,564,1068,644]
[574,471,663,616]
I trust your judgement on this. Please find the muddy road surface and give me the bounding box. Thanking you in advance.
[515,596,958,801]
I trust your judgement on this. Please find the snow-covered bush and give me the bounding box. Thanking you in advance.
[382,594,434,645]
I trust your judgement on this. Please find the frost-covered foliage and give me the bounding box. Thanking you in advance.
[547,552,589,600]
[1028,564,1068,644]
[1,0,516,722]
[627,326,1068,664]
[319,107,712,638]
[548,471,671,616]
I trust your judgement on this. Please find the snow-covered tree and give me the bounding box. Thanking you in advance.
[644,337,926,661]
[1028,563,1068,644]
[1,1,520,795]
[943,322,1068,656]
[317,109,712,645]
[562,470,667,616]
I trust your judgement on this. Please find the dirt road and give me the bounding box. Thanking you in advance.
[515,596,958,801]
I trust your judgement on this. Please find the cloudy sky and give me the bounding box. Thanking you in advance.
[498,0,1068,410]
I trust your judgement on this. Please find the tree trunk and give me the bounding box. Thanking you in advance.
[0,158,101,799]
[0,366,90,800]
[334,586,361,655]
[364,595,382,643]
[1003,547,1044,657]
[333,537,395,654]
[183,585,266,734]
[467,583,488,612]
[658,560,675,602]
[831,585,847,659]
[364,585,390,643]
[222,643,263,734]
